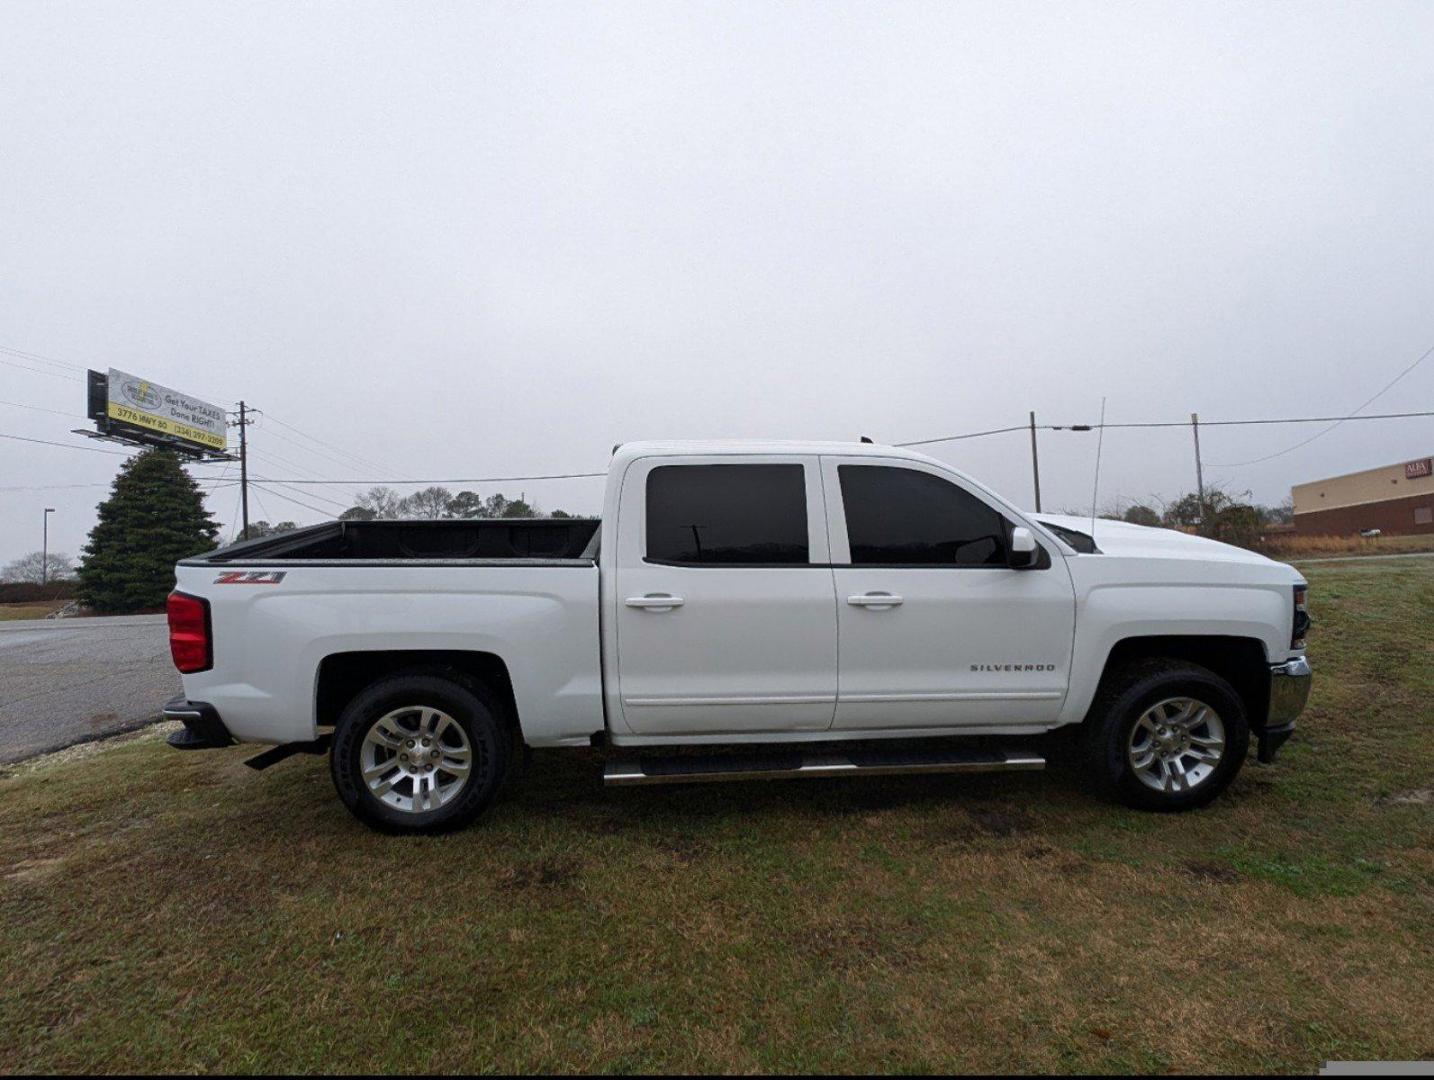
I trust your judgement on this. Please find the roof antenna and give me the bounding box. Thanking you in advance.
[1089,397,1107,538]
[859,436,874,444]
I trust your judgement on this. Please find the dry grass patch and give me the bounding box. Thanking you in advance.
[1264,533,1434,559]
[0,600,67,620]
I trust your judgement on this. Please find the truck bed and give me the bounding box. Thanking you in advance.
[184,518,601,565]
[173,517,603,747]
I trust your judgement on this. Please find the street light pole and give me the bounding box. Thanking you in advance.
[42,508,55,585]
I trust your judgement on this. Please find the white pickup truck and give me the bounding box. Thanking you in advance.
[164,440,1311,832]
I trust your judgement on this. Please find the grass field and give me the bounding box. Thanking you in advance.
[1,562,1430,1073]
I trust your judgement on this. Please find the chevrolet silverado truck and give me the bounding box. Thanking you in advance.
[163,440,1311,832]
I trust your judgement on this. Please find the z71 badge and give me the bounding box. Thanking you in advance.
[214,570,287,585]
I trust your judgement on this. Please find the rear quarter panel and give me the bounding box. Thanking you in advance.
[175,562,602,746]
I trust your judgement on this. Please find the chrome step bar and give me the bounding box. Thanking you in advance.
[603,747,1045,787]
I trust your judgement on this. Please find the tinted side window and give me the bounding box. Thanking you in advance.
[839,465,1007,566]
[646,464,808,565]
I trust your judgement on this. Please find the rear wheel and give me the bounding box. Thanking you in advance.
[330,673,509,833]
[1081,659,1249,811]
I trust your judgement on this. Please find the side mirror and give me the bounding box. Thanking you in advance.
[1008,526,1039,569]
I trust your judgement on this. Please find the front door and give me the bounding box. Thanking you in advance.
[613,456,838,736]
[823,457,1076,731]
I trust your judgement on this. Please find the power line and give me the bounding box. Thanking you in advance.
[1207,342,1434,467]
[7,392,1431,517]
[0,342,89,372]
[0,356,84,382]
[222,410,1434,486]
[200,459,234,503]
[0,399,86,419]
[249,445,343,481]
[4,333,1426,468]
[260,413,402,478]
[0,431,131,455]
[1082,411,1434,430]
[254,475,352,511]
[0,481,113,492]
[900,409,1434,446]
[227,485,243,543]
[18,405,1421,471]
[251,485,275,527]
[217,469,609,486]
[895,425,1029,447]
[248,481,342,518]
[248,424,371,476]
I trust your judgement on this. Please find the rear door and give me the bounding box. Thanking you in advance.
[613,455,838,736]
[823,456,1076,730]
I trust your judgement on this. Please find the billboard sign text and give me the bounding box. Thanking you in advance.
[94,368,227,452]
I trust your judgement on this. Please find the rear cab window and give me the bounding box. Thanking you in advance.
[645,463,810,565]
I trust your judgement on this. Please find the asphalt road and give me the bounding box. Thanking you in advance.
[0,614,179,765]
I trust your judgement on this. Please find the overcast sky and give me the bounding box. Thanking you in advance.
[3,0,1433,565]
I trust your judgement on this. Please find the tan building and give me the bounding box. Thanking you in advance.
[1292,456,1434,535]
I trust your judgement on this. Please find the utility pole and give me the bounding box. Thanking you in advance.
[42,508,54,585]
[230,402,254,539]
[1028,411,1042,512]
[1191,412,1205,531]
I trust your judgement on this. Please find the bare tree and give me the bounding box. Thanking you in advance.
[343,486,404,519]
[398,486,454,519]
[2,550,76,583]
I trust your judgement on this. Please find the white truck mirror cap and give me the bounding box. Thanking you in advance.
[1008,526,1038,569]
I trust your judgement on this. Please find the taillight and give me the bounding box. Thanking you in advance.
[167,591,212,674]
[1292,585,1310,649]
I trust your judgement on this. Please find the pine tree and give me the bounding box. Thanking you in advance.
[78,448,220,613]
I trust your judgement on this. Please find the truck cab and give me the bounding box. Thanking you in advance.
[601,442,1077,740]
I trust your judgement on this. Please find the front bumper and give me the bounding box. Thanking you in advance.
[163,695,234,750]
[1257,656,1311,763]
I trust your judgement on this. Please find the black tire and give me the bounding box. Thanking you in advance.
[330,671,511,833]
[1081,658,1250,812]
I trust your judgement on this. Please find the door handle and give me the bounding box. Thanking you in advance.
[847,592,903,608]
[625,594,685,610]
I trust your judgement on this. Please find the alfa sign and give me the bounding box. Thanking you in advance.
[86,369,227,454]
[1406,458,1432,480]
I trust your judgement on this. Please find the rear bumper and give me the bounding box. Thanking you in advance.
[1258,656,1311,763]
[163,695,234,750]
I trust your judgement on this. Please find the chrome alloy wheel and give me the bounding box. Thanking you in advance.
[360,706,474,814]
[1126,697,1226,795]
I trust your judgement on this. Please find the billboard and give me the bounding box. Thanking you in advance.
[1406,458,1432,480]
[86,369,227,454]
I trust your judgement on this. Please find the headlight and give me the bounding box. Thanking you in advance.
[1292,585,1310,649]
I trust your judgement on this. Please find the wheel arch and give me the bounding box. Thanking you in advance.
[315,649,522,746]
[1088,635,1270,725]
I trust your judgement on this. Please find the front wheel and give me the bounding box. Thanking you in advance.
[1081,659,1250,811]
[330,673,510,833]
